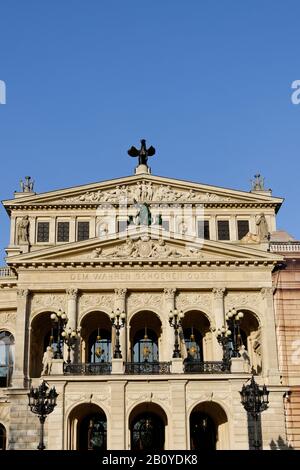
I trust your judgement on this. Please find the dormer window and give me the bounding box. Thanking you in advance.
[77,221,90,241]
[237,220,249,240]
[217,220,230,240]
[37,222,50,243]
[57,222,69,242]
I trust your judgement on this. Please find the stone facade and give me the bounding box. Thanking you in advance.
[0,165,289,450]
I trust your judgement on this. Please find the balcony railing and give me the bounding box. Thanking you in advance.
[0,267,14,278]
[184,360,231,374]
[125,362,171,375]
[270,242,300,252]
[63,362,112,375]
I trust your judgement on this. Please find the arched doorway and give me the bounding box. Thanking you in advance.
[189,402,228,450]
[80,312,112,363]
[68,403,107,450]
[0,423,6,450]
[0,331,14,387]
[129,311,162,363]
[129,403,167,451]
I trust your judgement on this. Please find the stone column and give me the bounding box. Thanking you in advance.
[260,287,280,383]
[13,289,30,388]
[212,287,226,361]
[163,288,176,362]
[114,288,127,360]
[66,288,79,362]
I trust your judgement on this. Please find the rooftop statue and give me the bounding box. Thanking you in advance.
[20,176,35,192]
[128,139,155,167]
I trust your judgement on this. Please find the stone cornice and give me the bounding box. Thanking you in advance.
[8,258,279,269]
[4,201,280,211]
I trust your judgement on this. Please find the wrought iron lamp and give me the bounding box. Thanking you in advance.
[61,325,81,364]
[110,308,126,358]
[169,309,184,358]
[225,308,244,357]
[216,326,232,363]
[142,327,151,362]
[50,309,68,359]
[240,375,269,450]
[27,380,58,450]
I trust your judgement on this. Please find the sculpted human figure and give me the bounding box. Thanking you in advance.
[17,215,30,244]
[41,346,54,375]
[256,213,269,241]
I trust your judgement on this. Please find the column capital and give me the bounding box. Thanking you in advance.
[66,288,79,300]
[17,288,29,299]
[164,288,177,299]
[164,287,177,302]
[114,288,127,299]
[212,287,226,299]
[260,287,275,299]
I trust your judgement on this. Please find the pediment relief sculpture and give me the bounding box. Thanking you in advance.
[91,237,204,259]
[55,182,236,205]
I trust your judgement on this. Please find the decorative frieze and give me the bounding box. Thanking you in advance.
[127,293,162,311]
[92,237,204,259]
[0,311,16,328]
[57,183,236,205]
[31,294,66,313]
[225,292,261,311]
[176,292,212,311]
[79,293,114,314]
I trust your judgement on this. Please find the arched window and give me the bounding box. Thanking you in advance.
[0,331,14,387]
[132,329,158,363]
[88,329,111,363]
[183,328,203,360]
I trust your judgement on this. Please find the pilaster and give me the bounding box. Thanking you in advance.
[260,287,280,383]
[13,289,30,388]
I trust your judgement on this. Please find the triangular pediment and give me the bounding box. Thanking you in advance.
[6,227,283,265]
[2,174,283,210]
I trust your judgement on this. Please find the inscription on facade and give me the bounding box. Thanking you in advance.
[70,271,218,282]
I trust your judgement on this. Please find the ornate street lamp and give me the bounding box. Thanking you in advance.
[27,380,58,450]
[110,308,126,358]
[61,325,81,364]
[240,375,269,450]
[50,309,68,359]
[216,326,232,363]
[225,308,244,357]
[169,309,184,358]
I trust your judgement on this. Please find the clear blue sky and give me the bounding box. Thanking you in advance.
[1,1,300,263]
